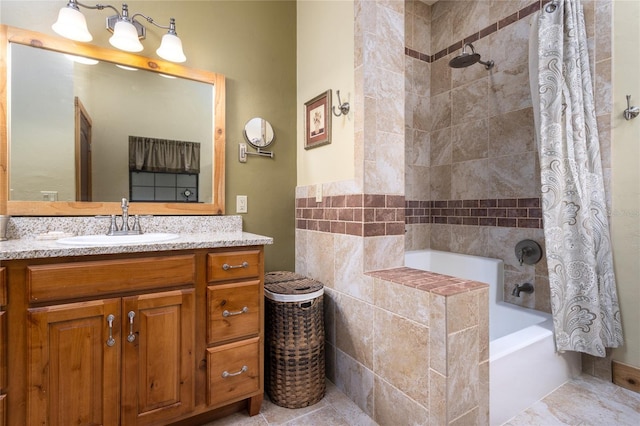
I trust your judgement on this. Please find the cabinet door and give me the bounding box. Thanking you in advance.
[121,289,195,426]
[27,299,121,426]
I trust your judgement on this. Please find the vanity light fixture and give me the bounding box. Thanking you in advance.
[52,0,186,63]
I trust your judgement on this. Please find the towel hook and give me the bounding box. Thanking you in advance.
[623,95,639,120]
[332,90,350,117]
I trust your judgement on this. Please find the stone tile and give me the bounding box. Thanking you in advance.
[259,393,330,425]
[430,223,452,251]
[334,233,373,303]
[324,381,378,426]
[430,127,452,167]
[430,91,452,131]
[451,78,489,126]
[429,293,447,375]
[446,290,479,334]
[447,327,480,420]
[594,58,612,116]
[488,107,536,158]
[451,119,489,162]
[449,225,489,258]
[489,18,530,73]
[373,309,429,406]
[489,62,532,116]
[430,164,452,200]
[429,368,447,425]
[284,406,351,426]
[334,293,374,368]
[488,151,538,198]
[363,235,404,272]
[451,159,490,200]
[373,278,430,326]
[305,230,335,289]
[334,349,375,417]
[373,376,429,426]
[431,52,452,96]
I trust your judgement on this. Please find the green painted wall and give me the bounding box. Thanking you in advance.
[0,0,297,272]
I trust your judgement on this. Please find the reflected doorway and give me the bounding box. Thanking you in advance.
[75,97,92,201]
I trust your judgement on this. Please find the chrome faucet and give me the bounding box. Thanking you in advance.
[512,282,534,297]
[121,198,130,232]
[103,198,144,236]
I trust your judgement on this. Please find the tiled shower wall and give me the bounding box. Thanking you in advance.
[404,0,613,312]
[295,0,614,422]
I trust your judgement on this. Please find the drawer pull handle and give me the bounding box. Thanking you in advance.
[127,311,136,343]
[222,261,249,271]
[106,314,116,347]
[222,306,249,317]
[222,365,248,378]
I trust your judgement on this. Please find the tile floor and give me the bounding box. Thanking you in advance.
[207,374,640,425]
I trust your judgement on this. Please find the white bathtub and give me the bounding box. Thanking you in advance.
[405,249,581,425]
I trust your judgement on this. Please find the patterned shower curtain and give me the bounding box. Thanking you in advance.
[531,0,623,356]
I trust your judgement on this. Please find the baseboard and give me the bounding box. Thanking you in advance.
[612,360,640,393]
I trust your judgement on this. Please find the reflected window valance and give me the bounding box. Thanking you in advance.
[129,136,200,173]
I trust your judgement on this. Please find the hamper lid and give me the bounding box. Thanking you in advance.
[264,272,324,302]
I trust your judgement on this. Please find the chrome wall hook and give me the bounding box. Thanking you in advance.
[623,95,639,120]
[332,90,350,117]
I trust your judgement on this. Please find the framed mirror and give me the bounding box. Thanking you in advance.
[0,25,226,216]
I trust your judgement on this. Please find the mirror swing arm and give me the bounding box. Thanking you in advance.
[0,24,226,216]
[238,143,273,163]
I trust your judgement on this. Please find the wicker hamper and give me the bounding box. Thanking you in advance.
[264,271,325,408]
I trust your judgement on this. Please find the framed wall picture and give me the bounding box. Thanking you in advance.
[304,90,332,149]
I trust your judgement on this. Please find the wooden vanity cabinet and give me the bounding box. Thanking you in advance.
[3,246,265,426]
[206,249,264,415]
[0,267,6,426]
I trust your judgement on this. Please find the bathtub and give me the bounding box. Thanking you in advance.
[405,249,581,425]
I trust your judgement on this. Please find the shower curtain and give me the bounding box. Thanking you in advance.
[530,0,623,356]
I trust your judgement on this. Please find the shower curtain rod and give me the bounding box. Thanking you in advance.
[544,1,559,13]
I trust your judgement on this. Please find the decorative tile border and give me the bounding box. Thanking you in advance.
[406,197,543,229]
[406,0,540,64]
[295,194,405,237]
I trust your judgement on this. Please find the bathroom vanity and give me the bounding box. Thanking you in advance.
[0,217,272,426]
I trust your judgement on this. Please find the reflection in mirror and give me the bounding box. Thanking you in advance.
[10,43,212,203]
[243,117,274,148]
[0,25,226,216]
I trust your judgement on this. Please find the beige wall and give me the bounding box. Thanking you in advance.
[297,0,355,187]
[0,0,297,272]
[611,0,640,368]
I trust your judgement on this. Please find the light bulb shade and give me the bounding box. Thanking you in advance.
[52,6,92,42]
[109,20,143,52]
[156,33,186,63]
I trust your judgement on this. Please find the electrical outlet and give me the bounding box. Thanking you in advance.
[236,195,248,213]
[41,191,58,201]
[315,184,322,202]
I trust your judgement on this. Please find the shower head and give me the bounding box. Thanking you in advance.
[448,43,494,70]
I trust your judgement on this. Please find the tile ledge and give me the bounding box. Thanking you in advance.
[367,267,488,296]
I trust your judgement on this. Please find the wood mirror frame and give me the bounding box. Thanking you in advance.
[0,25,225,216]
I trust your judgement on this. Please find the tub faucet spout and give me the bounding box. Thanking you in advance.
[512,282,534,297]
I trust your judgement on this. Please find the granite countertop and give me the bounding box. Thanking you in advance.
[0,231,273,260]
[0,215,273,260]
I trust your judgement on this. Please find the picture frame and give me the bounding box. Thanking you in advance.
[304,90,332,149]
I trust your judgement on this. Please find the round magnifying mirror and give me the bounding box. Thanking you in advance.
[244,117,274,148]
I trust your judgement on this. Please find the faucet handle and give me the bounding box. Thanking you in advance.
[121,198,129,209]
[131,215,152,234]
[132,215,142,233]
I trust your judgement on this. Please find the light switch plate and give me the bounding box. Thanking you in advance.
[236,195,248,213]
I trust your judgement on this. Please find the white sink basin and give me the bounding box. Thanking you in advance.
[57,233,180,246]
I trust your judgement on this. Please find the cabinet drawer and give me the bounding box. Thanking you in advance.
[207,250,260,282]
[28,255,196,303]
[207,337,260,407]
[207,280,261,344]
[0,267,5,306]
